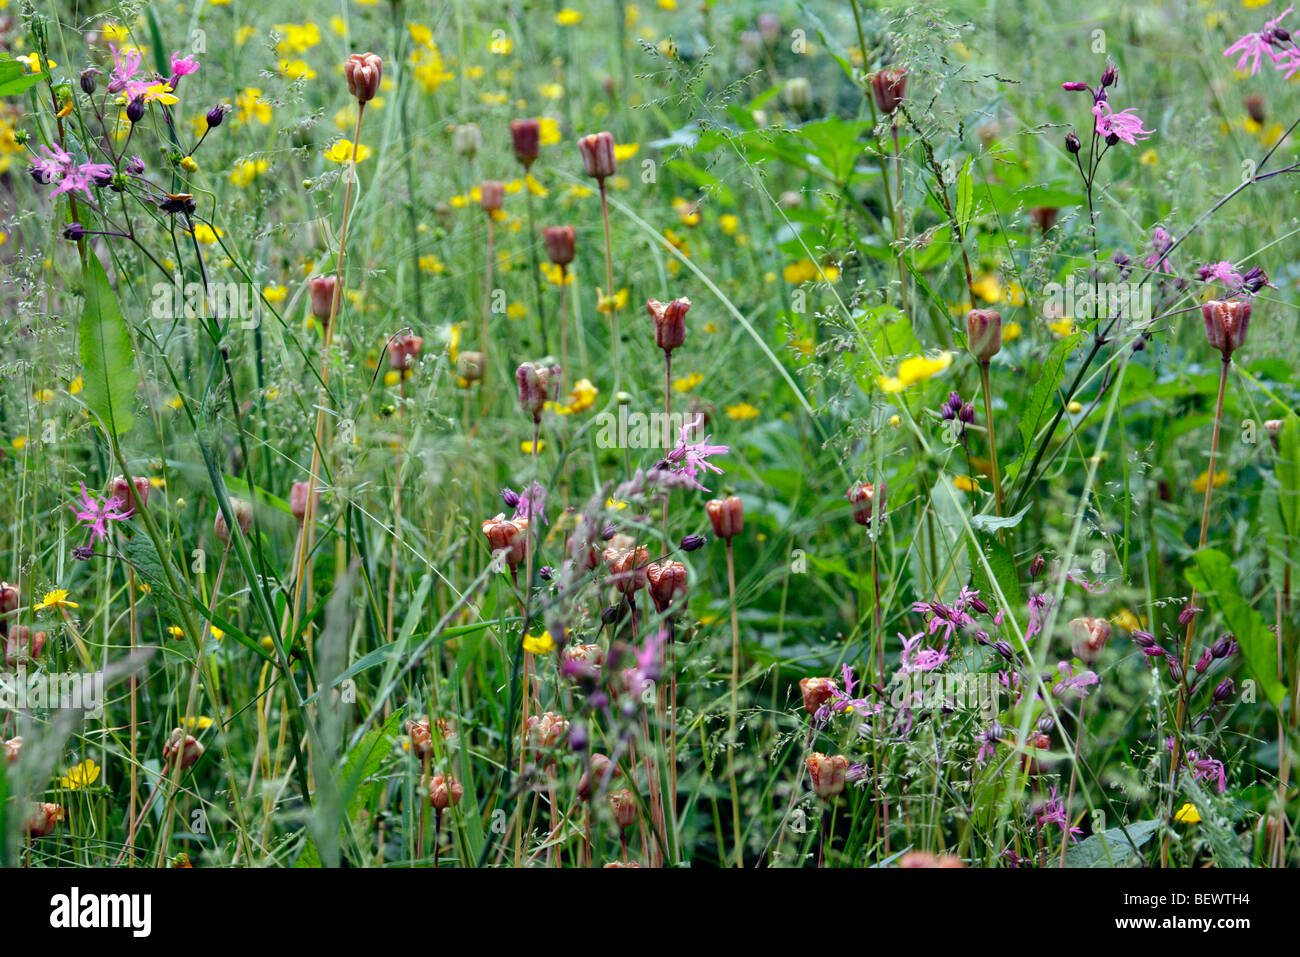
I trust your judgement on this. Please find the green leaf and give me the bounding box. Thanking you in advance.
[1274,414,1300,541]
[955,156,974,234]
[1065,819,1161,867]
[78,254,137,436]
[1186,549,1286,706]
[1017,333,1081,453]
[0,59,44,96]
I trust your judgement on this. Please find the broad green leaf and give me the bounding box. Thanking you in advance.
[1065,819,1161,867]
[1186,548,1285,706]
[78,254,137,436]
[0,59,44,96]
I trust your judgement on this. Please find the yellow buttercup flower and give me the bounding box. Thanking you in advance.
[60,760,101,790]
[190,223,223,245]
[614,142,639,162]
[971,273,1002,303]
[876,352,954,393]
[35,589,78,612]
[1192,469,1229,493]
[521,440,545,454]
[538,117,561,146]
[236,88,272,125]
[953,475,981,493]
[597,288,629,314]
[725,402,760,421]
[1174,803,1201,824]
[523,631,556,654]
[324,140,371,163]
[1003,321,1022,343]
[1048,318,1077,338]
[673,372,703,393]
[783,259,839,283]
[555,9,583,25]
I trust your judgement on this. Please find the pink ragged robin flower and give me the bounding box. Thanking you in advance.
[69,482,133,544]
[1091,100,1153,146]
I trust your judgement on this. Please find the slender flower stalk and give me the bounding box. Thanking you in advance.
[292,60,378,641]
[1163,299,1248,866]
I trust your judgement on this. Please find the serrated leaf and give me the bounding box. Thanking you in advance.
[1186,548,1285,706]
[78,254,137,436]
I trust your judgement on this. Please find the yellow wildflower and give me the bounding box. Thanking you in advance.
[523,631,556,654]
[60,760,101,790]
[35,589,78,612]
[725,402,760,421]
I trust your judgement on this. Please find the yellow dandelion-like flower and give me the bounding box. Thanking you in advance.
[35,589,78,612]
[525,173,548,197]
[522,440,546,454]
[555,9,583,25]
[1174,803,1201,824]
[1048,318,1077,338]
[673,372,704,393]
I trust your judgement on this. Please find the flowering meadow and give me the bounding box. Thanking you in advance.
[0,0,1299,874]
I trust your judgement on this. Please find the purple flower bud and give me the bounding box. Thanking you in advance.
[1142,644,1166,658]
[538,565,554,581]
[1178,604,1200,628]
[994,640,1014,661]
[1132,630,1156,648]
[501,487,521,509]
[1029,555,1046,579]
[126,96,146,124]
[1194,648,1212,674]
[1062,81,1089,92]
[1211,634,1233,659]
[62,222,86,241]
[1099,61,1118,88]
[206,103,230,129]
[600,604,620,625]
[680,534,707,552]
[1065,132,1081,154]
[1213,677,1234,703]
[1165,656,1184,683]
